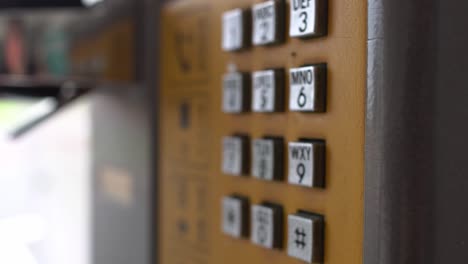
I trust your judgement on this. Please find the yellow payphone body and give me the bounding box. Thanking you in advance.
[70,19,135,82]
[159,0,366,263]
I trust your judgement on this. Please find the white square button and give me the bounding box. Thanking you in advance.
[251,203,282,249]
[252,0,284,45]
[289,0,328,38]
[252,137,283,181]
[222,9,249,51]
[222,196,248,238]
[287,212,324,263]
[222,136,248,176]
[252,69,284,112]
[288,140,325,188]
[289,64,326,112]
[222,72,249,113]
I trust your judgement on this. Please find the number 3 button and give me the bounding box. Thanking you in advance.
[289,0,328,38]
[289,64,327,112]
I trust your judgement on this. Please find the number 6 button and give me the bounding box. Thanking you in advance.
[289,64,327,112]
[288,139,325,188]
[289,0,328,38]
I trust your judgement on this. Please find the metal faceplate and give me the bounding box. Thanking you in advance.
[159,0,367,264]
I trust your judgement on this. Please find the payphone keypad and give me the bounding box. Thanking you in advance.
[160,0,366,263]
[221,0,328,262]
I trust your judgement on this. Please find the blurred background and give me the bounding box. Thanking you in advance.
[0,1,157,264]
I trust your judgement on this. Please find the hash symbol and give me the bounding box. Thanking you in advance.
[294,228,306,249]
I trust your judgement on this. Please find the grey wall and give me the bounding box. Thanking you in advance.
[92,87,151,264]
[365,0,468,263]
[90,0,159,263]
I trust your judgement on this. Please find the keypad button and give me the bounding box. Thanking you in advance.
[252,69,285,113]
[252,0,285,46]
[251,203,283,249]
[288,139,325,188]
[289,0,328,38]
[252,137,284,181]
[222,8,251,51]
[222,195,249,238]
[222,135,250,176]
[289,64,327,112]
[287,211,324,263]
[222,72,250,113]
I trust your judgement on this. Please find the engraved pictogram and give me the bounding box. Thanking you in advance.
[175,32,192,73]
[177,218,189,236]
[170,8,210,84]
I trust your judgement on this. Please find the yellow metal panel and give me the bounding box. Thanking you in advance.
[70,19,135,82]
[159,1,367,264]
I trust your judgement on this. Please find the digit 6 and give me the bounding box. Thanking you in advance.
[297,86,307,108]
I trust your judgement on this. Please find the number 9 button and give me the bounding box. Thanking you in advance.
[289,0,328,38]
[288,139,325,188]
[289,64,327,112]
